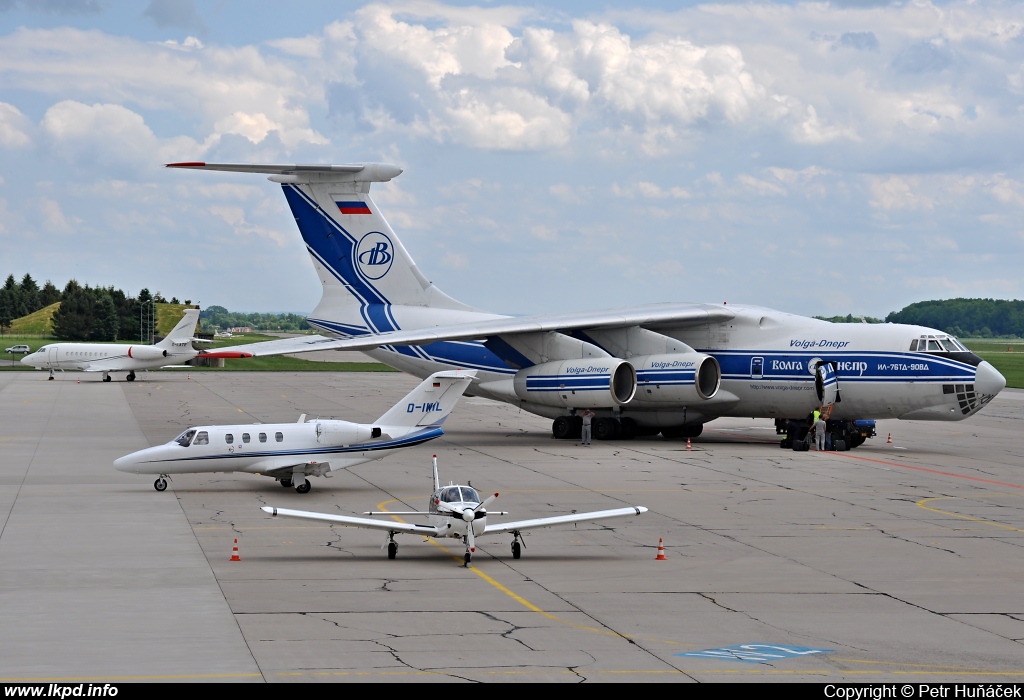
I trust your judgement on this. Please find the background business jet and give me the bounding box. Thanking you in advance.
[21,307,216,382]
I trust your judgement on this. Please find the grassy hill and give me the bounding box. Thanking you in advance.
[8,302,61,335]
[156,303,189,335]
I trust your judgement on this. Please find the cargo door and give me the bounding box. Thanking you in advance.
[815,362,839,415]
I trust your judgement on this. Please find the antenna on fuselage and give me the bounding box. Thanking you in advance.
[432,455,440,492]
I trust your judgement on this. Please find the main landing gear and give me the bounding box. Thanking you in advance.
[103,371,111,382]
[48,369,54,381]
[278,477,311,493]
[383,533,398,559]
[153,476,169,491]
[511,532,524,560]
[127,371,136,382]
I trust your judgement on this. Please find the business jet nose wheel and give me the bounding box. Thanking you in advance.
[295,479,311,494]
[154,477,168,492]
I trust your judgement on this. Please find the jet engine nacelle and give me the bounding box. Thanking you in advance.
[513,359,637,408]
[631,353,721,403]
[315,420,374,446]
[128,345,169,361]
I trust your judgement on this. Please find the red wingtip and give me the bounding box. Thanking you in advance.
[166,161,206,168]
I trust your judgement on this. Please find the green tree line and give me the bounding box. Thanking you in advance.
[885,299,1024,338]
[200,306,310,332]
[0,273,189,341]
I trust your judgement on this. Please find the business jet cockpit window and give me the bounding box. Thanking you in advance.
[174,429,197,447]
[910,335,969,353]
[195,431,209,445]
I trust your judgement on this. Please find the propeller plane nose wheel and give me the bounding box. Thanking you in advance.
[154,477,168,492]
[387,541,398,560]
[463,551,472,567]
[295,479,311,494]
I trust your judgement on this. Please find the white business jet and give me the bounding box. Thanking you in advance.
[262,455,648,566]
[168,162,1006,449]
[20,308,226,382]
[114,370,475,493]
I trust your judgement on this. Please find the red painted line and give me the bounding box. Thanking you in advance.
[828,452,1024,491]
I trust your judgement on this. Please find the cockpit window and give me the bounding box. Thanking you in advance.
[174,429,196,447]
[926,339,942,352]
[909,339,918,351]
[440,486,480,503]
[195,431,209,445]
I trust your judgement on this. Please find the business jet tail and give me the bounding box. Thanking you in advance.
[375,370,476,429]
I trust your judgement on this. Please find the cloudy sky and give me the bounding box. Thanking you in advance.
[1,0,1022,319]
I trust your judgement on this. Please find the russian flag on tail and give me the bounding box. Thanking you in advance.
[337,201,371,215]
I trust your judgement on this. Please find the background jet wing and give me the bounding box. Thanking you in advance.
[211,303,735,357]
[261,506,438,535]
[483,506,647,535]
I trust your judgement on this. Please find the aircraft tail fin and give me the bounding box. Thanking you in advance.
[376,370,476,429]
[156,308,201,348]
[166,162,476,339]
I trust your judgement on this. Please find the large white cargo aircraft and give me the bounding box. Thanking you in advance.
[167,162,1007,448]
[115,370,475,492]
[21,308,218,382]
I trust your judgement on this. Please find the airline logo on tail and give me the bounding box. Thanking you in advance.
[357,232,394,279]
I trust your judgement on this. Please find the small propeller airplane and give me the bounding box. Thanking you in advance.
[115,370,475,493]
[261,455,648,566]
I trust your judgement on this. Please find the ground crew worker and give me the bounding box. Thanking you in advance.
[813,415,827,451]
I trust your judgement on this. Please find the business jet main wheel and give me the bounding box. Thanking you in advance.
[387,542,398,560]
[280,479,292,488]
[511,541,521,559]
[295,479,311,494]
[103,375,112,383]
[154,478,167,492]
[126,372,136,382]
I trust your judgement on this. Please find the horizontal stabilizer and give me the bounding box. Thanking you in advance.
[166,162,403,183]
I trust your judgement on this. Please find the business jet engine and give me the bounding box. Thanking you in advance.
[513,358,637,408]
[127,346,169,361]
[630,353,721,403]
[315,421,376,445]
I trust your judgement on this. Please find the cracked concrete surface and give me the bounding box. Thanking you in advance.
[2,371,1023,682]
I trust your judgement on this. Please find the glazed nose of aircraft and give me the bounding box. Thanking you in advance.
[975,361,1006,397]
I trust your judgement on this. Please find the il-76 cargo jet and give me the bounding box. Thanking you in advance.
[168,162,1007,448]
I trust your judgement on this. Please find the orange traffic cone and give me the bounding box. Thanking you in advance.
[230,538,241,562]
[686,438,692,451]
[887,433,893,444]
[655,538,667,561]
